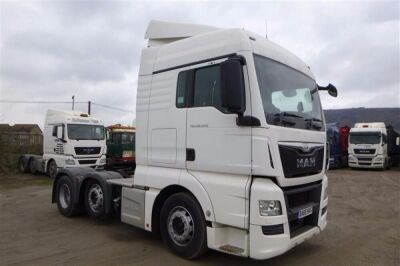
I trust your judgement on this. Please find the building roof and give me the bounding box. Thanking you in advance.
[0,124,43,134]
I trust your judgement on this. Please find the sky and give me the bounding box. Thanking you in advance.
[0,0,399,128]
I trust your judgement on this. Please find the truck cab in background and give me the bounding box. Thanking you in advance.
[51,21,338,260]
[326,123,349,169]
[19,109,107,178]
[348,122,400,169]
[106,124,136,170]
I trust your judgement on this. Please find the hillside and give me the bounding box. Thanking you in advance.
[324,108,400,130]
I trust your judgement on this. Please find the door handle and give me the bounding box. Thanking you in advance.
[186,148,195,161]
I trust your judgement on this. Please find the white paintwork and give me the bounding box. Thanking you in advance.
[42,109,106,172]
[119,20,329,260]
[348,122,388,169]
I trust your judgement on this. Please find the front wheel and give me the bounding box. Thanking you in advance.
[160,193,208,259]
[47,160,57,178]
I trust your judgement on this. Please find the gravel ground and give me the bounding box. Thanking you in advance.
[0,169,399,266]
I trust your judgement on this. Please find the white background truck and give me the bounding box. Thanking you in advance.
[19,109,107,178]
[348,122,400,169]
[51,21,337,260]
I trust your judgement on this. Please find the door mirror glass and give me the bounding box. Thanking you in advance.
[220,59,245,114]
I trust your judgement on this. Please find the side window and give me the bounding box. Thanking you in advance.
[176,71,188,108]
[382,134,387,144]
[193,65,222,109]
[52,126,57,137]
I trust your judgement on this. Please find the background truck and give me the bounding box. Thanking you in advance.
[19,109,107,178]
[51,20,337,260]
[348,122,400,169]
[326,123,349,169]
[106,124,136,170]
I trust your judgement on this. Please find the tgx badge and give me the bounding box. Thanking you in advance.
[297,157,316,168]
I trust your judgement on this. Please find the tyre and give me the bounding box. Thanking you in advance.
[18,157,28,173]
[47,160,57,179]
[55,175,79,217]
[160,193,208,259]
[29,159,37,174]
[84,180,107,220]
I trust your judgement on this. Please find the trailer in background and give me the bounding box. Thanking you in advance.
[326,123,349,169]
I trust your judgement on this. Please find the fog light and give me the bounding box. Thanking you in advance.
[259,200,282,216]
[65,159,75,165]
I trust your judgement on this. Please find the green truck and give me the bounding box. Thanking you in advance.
[106,124,136,170]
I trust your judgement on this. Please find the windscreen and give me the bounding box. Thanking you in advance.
[67,124,105,140]
[254,54,324,131]
[121,133,135,145]
[349,132,381,144]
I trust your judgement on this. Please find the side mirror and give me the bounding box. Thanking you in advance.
[396,137,400,146]
[221,58,245,115]
[318,83,338,97]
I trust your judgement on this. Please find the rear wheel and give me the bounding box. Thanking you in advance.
[55,175,79,217]
[18,157,28,173]
[160,193,208,259]
[29,159,37,174]
[84,180,107,220]
[47,160,57,178]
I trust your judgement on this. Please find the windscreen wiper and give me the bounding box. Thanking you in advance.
[305,117,323,130]
[272,112,302,126]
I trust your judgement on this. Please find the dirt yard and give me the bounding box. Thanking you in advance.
[1,169,399,266]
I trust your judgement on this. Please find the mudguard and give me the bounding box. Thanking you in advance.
[52,168,123,214]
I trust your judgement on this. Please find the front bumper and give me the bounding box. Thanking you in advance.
[249,176,328,260]
[348,154,384,168]
[64,155,106,168]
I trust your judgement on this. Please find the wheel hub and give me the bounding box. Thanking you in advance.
[88,184,103,213]
[59,184,71,209]
[167,206,194,246]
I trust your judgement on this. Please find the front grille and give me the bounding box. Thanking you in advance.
[75,147,101,155]
[279,144,324,178]
[359,162,372,166]
[78,160,97,165]
[283,182,322,238]
[354,149,375,155]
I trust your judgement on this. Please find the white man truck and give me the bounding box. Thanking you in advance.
[51,21,337,260]
[348,122,400,169]
[19,109,107,178]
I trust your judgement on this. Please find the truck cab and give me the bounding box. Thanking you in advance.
[52,21,338,260]
[106,124,136,169]
[348,122,388,169]
[43,109,107,177]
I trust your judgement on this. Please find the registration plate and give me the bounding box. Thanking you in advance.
[298,206,313,219]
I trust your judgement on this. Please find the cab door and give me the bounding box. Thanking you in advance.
[183,58,252,228]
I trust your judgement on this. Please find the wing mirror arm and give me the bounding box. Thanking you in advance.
[318,83,338,97]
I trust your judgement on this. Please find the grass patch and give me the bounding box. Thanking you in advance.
[0,173,52,190]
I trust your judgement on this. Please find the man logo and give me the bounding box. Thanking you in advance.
[301,144,311,153]
[297,157,316,168]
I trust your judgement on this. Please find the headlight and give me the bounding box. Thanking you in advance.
[65,159,75,165]
[375,157,383,161]
[324,186,328,200]
[259,200,282,216]
[99,158,107,164]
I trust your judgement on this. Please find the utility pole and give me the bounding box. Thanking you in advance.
[265,18,268,39]
[72,95,75,110]
[88,101,91,115]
